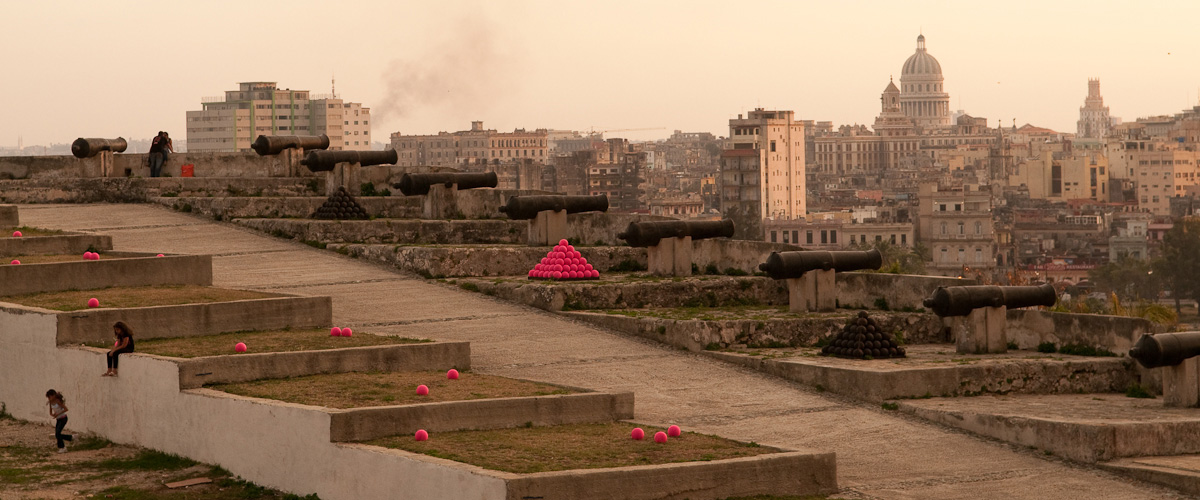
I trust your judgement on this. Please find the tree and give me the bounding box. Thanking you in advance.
[1154,218,1200,313]
[854,240,928,275]
[1088,255,1161,302]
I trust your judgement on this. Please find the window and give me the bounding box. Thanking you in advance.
[792,231,798,243]
[806,231,814,244]
[771,231,778,243]
[975,221,982,234]
[821,230,828,244]
[954,204,961,211]
[831,230,837,244]
[901,234,907,245]
[941,222,947,235]
[770,140,776,152]
[958,222,964,235]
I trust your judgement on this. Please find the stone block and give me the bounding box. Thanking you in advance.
[954,306,1007,354]
[1163,357,1200,408]
[0,205,17,228]
[528,209,567,246]
[788,269,835,312]
[647,236,692,276]
[422,183,458,219]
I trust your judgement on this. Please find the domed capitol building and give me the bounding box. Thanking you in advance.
[899,34,951,128]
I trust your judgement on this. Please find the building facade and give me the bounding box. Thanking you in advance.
[915,183,996,277]
[390,121,548,167]
[899,35,951,129]
[187,82,370,153]
[1077,79,1112,139]
[724,109,806,220]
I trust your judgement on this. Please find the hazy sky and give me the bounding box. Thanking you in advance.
[3,0,1200,147]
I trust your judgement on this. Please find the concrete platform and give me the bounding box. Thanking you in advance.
[334,243,645,278]
[899,394,1200,463]
[1100,455,1200,497]
[707,345,1135,402]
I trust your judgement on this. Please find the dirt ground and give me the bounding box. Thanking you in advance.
[0,417,310,499]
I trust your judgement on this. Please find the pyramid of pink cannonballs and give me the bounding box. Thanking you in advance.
[528,239,599,280]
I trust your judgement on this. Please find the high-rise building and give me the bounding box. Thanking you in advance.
[899,35,951,129]
[186,82,371,153]
[1077,79,1112,139]
[719,109,805,240]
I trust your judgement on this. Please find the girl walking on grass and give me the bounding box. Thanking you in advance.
[103,321,135,377]
[46,389,72,453]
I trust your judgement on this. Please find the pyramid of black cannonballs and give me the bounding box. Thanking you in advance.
[821,311,907,359]
[312,187,369,220]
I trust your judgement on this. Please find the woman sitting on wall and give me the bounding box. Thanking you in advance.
[102,321,135,377]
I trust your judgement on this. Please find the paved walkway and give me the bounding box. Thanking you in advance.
[19,203,1187,500]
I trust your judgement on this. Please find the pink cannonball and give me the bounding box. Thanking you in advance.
[331,327,343,337]
[87,298,99,308]
[342,328,352,337]
[9,259,18,265]
[631,428,645,440]
[552,271,562,279]
[447,369,459,379]
[573,271,583,279]
[416,384,429,396]
[83,252,93,260]
[415,429,429,441]
[234,342,247,353]
[654,431,668,444]
[156,254,165,257]
[573,251,582,259]
[585,264,594,271]
[12,231,22,237]
[558,239,569,246]
[668,425,681,437]
[591,270,600,278]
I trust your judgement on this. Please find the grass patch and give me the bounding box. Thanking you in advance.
[1057,343,1117,357]
[90,450,198,472]
[3,226,65,238]
[210,371,575,409]
[0,285,277,311]
[366,422,777,473]
[1125,383,1156,399]
[1036,341,1057,353]
[130,329,428,358]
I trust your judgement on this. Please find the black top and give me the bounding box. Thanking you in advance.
[149,136,162,154]
[117,332,134,351]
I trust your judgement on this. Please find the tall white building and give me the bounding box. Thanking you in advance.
[1077,79,1111,139]
[899,35,951,129]
[187,82,371,153]
[723,109,806,222]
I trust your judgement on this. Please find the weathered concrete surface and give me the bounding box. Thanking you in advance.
[236,218,529,245]
[502,451,839,500]
[837,272,972,311]
[329,392,634,441]
[461,275,789,311]
[16,203,1190,500]
[1100,455,1200,497]
[0,152,321,180]
[172,341,471,389]
[0,204,16,227]
[43,295,333,345]
[153,195,422,220]
[705,345,1135,402]
[0,177,322,203]
[899,394,1200,463]
[0,232,112,256]
[332,243,646,278]
[1007,309,1163,354]
[0,253,211,295]
[564,310,945,351]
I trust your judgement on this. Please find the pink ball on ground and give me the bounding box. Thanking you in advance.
[83,252,93,260]
[342,328,352,337]
[558,239,569,246]
[447,369,459,379]
[234,342,247,353]
[654,431,668,444]
[415,429,429,441]
[528,270,536,277]
[552,271,562,279]
[416,384,429,396]
[9,259,18,265]
[331,327,343,337]
[156,254,165,257]
[585,264,594,271]
[593,270,601,278]
[631,428,645,440]
[12,231,21,237]
[668,425,681,437]
[87,298,99,308]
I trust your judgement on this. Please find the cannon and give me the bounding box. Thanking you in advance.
[1129,332,1200,369]
[301,149,398,172]
[758,249,883,280]
[498,194,609,220]
[395,172,499,196]
[617,219,735,248]
[251,134,330,156]
[923,284,1057,318]
[71,137,128,159]
[924,283,1057,355]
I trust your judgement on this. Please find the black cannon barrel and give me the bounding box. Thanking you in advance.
[301,149,399,172]
[498,194,609,220]
[395,172,499,196]
[1129,332,1200,369]
[922,283,1057,317]
[251,134,330,155]
[71,137,128,158]
[757,249,883,280]
[618,219,736,247]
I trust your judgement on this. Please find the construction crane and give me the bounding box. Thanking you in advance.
[586,127,666,136]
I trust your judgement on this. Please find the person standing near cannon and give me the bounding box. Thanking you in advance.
[160,131,174,167]
[148,132,165,177]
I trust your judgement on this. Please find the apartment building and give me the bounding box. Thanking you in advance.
[186,82,370,152]
[915,183,996,276]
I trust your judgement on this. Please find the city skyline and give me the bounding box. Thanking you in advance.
[3,0,1200,147]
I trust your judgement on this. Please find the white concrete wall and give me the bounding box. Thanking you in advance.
[0,307,505,500]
